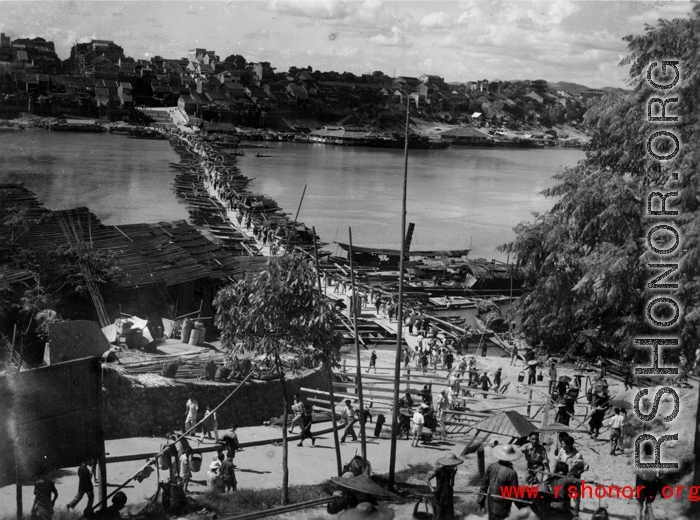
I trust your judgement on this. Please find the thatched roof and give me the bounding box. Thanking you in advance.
[47,320,111,365]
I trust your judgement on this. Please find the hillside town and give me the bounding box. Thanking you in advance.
[1,35,603,143]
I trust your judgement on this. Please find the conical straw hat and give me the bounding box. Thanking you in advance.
[493,444,523,462]
[437,453,464,466]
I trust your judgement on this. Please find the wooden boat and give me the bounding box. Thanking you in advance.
[255,153,272,158]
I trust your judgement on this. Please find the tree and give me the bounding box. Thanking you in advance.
[223,54,247,69]
[213,254,340,504]
[505,11,699,359]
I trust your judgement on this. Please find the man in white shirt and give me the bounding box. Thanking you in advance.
[411,407,426,447]
[185,397,198,433]
[608,407,625,455]
[288,393,304,434]
[340,399,358,442]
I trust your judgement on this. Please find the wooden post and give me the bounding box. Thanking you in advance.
[15,446,22,520]
[389,96,411,491]
[348,228,367,463]
[312,227,342,477]
[527,389,533,418]
[97,448,107,506]
[477,446,485,477]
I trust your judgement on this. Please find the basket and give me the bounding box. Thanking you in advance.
[412,496,434,520]
[537,372,544,382]
[190,453,202,472]
[517,371,525,383]
[162,361,179,378]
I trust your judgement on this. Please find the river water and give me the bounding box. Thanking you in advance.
[0,130,584,259]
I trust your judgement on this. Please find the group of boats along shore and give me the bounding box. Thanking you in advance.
[167,126,529,357]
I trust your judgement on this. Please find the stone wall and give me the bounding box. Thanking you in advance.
[102,365,332,440]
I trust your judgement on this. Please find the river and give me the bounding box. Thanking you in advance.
[0,129,584,259]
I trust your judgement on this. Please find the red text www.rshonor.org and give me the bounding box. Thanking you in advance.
[499,483,700,501]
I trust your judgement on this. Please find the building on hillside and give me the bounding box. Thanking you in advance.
[11,37,61,73]
[0,35,12,62]
[68,40,124,75]
[251,62,274,85]
[117,82,133,108]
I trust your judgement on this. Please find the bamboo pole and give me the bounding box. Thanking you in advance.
[312,227,342,477]
[348,228,367,462]
[389,96,410,491]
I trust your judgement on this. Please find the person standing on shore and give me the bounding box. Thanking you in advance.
[366,350,377,373]
[436,390,449,441]
[288,393,305,433]
[387,301,396,323]
[66,461,93,511]
[207,460,225,493]
[220,452,237,492]
[179,448,193,493]
[221,425,240,465]
[510,343,518,366]
[199,405,219,443]
[480,372,492,398]
[522,432,549,485]
[340,399,358,443]
[493,367,502,393]
[478,445,521,520]
[527,362,537,386]
[411,406,425,447]
[548,363,557,394]
[185,396,198,434]
[30,468,58,520]
[608,407,625,455]
[636,442,660,520]
[297,404,316,447]
[426,453,464,520]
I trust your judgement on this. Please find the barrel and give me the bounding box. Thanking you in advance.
[189,329,201,346]
[198,327,206,346]
[181,318,193,343]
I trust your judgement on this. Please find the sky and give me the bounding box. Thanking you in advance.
[0,0,694,88]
